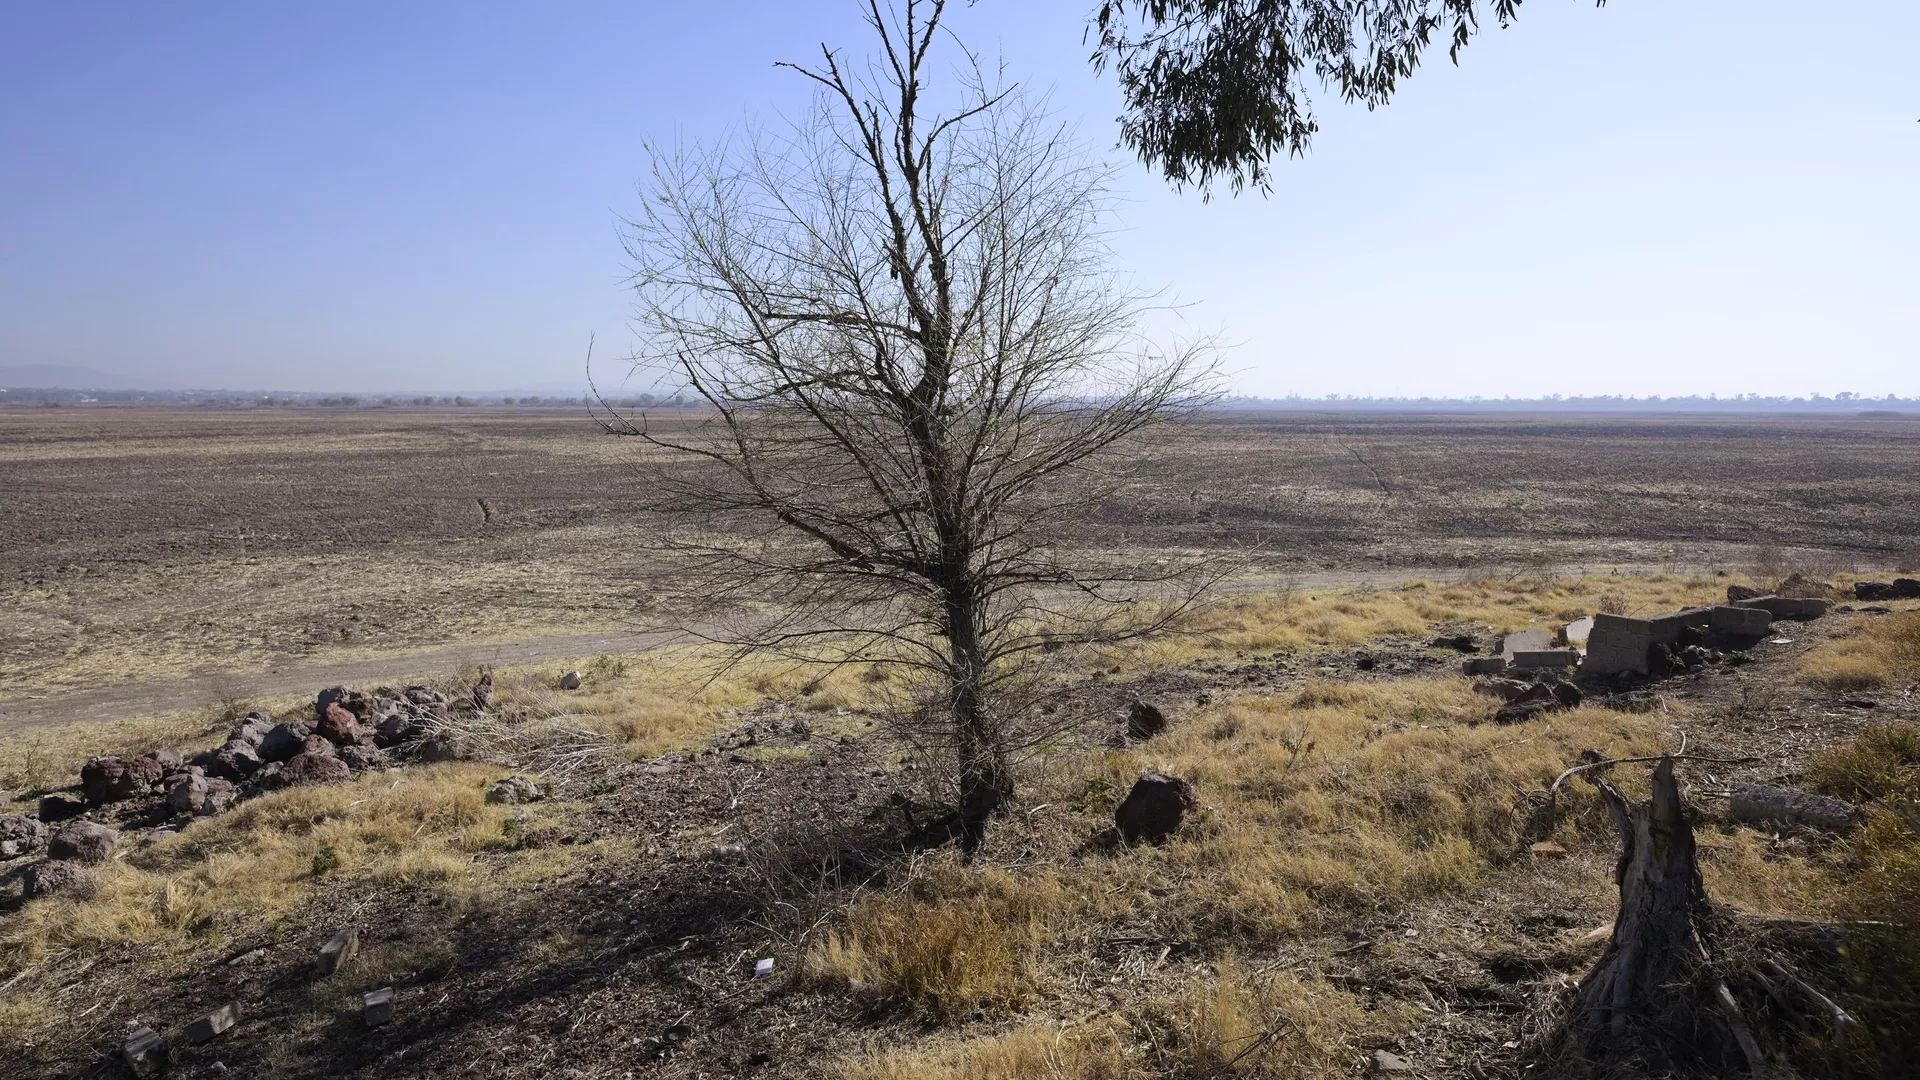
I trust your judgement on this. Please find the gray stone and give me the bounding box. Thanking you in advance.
[198,741,263,780]
[485,775,545,805]
[0,813,45,859]
[36,792,85,822]
[48,821,118,864]
[1510,649,1580,669]
[166,769,210,814]
[228,712,277,746]
[1730,785,1860,833]
[27,859,99,899]
[337,744,390,772]
[1462,656,1508,676]
[186,1002,240,1044]
[1372,1049,1414,1074]
[1560,616,1595,645]
[1115,773,1198,845]
[122,1026,167,1077]
[1727,584,1767,602]
[558,670,584,690]
[415,737,463,763]
[143,747,184,772]
[142,828,179,846]
[258,722,315,763]
[363,986,395,1026]
[198,777,237,816]
[315,926,360,977]
[1582,613,1655,675]
[1710,604,1773,636]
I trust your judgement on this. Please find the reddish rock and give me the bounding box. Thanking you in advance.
[143,747,184,772]
[317,703,363,746]
[165,769,209,813]
[277,753,351,788]
[80,755,163,804]
[303,734,337,757]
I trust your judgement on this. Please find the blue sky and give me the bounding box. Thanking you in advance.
[2,1,1914,397]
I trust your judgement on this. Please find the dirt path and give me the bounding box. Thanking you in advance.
[0,564,1673,731]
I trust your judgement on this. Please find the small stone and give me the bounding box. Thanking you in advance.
[143,747,184,772]
[0,813,45,859]
[48,820,118,864]
[81,754,164,804]
[485,775,545,805]
[186,1002,241,1044]
[317,702,363,746]
[1530,841,1568,858]
[277,752,351,788]
[166,769,210,814]
[198,777,237,816]
[558,670,584,691]
[26,859,99,899]
[122,1026,167,1077]
[1125,700,1168,740]
[1372,1049,1414,1073]
[363,986,395,1026]
[1114,773,1198,844]
[142,828,179,846]
[36,791,85,822]
[258,722,315,763]
[315,926,360,977]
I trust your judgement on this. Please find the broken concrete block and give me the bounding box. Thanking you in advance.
[1510,649,1580,669]
[186,1002,240,1044]
[122,1026,167,1077]
[1559,616,1595,646]
[1497,629,1553,658]
[1462,656,1508,676]
[1710,605,1773,636]
[1581,613,1654,675]
[1730,785,1860,833]
[315,926,359,977]
[1734,596,1831,621]
[1648,608,1712,648]
[363,986,395,1026]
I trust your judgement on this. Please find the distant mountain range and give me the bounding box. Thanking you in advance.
[0,364,181,391]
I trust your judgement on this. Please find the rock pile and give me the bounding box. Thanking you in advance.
[3,681,482,894]
[1854,578,1920,601]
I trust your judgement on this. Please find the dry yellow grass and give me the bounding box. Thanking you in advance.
[0,763,536,973]
[1798,610,1920,691]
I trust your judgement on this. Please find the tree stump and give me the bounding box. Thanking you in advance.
[1552,757,1760,1076]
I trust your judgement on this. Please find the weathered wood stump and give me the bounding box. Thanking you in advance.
[1553,758,1757,1075]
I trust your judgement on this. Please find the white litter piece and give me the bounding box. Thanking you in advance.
[754,957,775,978]
[1767,638,1793,645]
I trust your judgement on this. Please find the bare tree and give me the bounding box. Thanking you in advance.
[603,0,1221,851]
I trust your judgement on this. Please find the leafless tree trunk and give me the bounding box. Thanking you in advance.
[602,0,1221,851]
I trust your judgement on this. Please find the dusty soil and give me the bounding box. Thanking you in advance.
[4,406,1916,718]
[4,599,1910,1080]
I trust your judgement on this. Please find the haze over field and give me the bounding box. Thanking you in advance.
[2,1,1915,399]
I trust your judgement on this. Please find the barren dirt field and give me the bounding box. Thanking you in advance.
[2,407,1918,1080]
[5,407,1916,715]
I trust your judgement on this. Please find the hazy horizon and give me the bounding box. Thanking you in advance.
[3,1,1915,397]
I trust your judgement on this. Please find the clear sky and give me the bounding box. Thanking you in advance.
[2,1,1914,397]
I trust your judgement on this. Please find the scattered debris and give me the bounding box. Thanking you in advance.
[121,1026,167,1078]
[363,986,396,1027]
[186,1003,241,1044]
[315,927,360,977]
